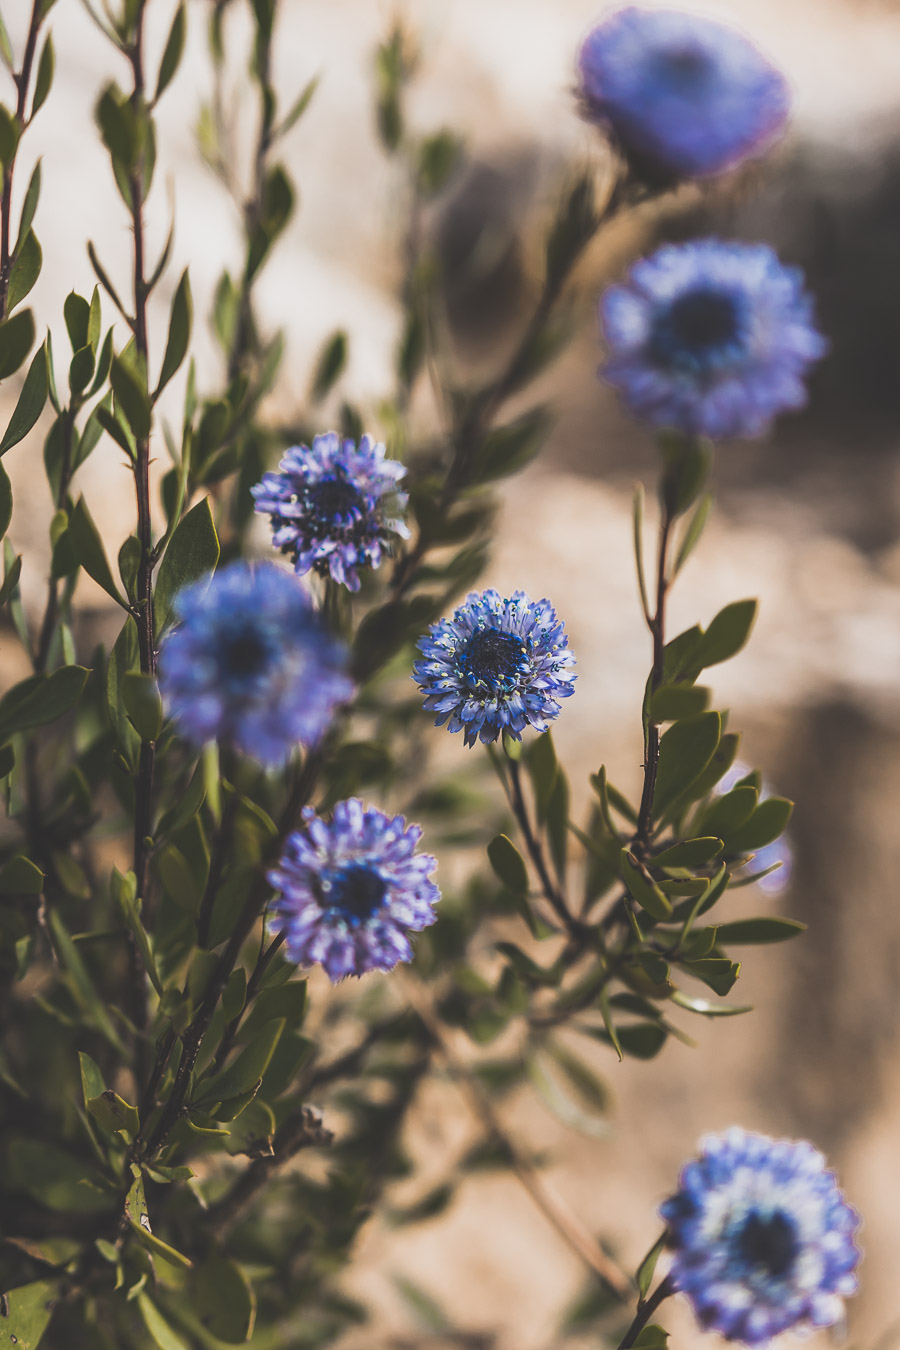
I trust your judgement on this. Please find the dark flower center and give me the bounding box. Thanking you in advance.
[305,474,362,524]
[318,862,387,926]
[459,627,526,691]
[650,288,741,372]
[736,1211,799,1280]
[658,44,713,92]
[218,627,272,681]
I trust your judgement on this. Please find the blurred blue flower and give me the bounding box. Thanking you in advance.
[577,7,790,181]
[158,561,353,766]
[413,589,576,748]
[716,761,792,893]
[269,798,440,982]
[661,1127,861,1346]
[251,431,409,592]
[600,238,827,439]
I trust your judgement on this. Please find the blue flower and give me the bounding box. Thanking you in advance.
[413,589,576,748]
[251,431,409,592]
[268,798,440,982]
[577,8,790,182]
[158,561,353,767]
[600,239,827,439]
[661,1128,861,1346]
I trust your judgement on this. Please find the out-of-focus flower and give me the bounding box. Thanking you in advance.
[599,238,827,439]
[251,431,409,592]
[413,588,576,748]
[577,7,790,182]
[715,761,792,893]
[268,798,440,982]
[158,562,353,766]
[660,1127,861,1345]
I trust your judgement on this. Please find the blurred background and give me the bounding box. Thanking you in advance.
[3,0,900,1346]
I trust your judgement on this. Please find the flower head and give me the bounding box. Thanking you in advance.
[661,1127,862,1345]
[158,561,353,766]
[413,589,576,748]
[268,798,440,982]
[251,431,409,592]
[577,8,790,182]
[600,238,827,439]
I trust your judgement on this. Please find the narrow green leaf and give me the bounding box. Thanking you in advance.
[310,328,347,402]
[715,917,805,945]
[674,491,712,574]
[620,848,671,920]
[652,837,723,868]
[653,712,721,818]
[111,352,151,440]
[68,497,126,604]
[154,2,186,101]
[650,683,710,722]
[0,341,47,455]
[0,308,35,379]
[632,483,650,620]
[121,671,163,741]
[0,1279,58,1350]
[7,230,42,314]
[154,496,219,631]
[191,1256,256,1342]
[63,292,90,352]
[87,1089,140,1137]
[154,268,191,399]
[0,854,44,893]
[276,73,319,135]
[696,785,758,838]
[0,460,11,537]
[78,1050,105,1107]
[137,1292,191,1350]
[195,1019,286,1104]
[15,161,41,253]
[636,1231,667,1298]
[31,32,55,117]
[487,833,529,894]
[682,957,740,996]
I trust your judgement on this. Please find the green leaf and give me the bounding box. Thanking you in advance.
[154,269,191,399]
[154,2,185,101]
[650,683,710,722]
[154,496,219,632]
[0,341,47,456]
[0,104,19,166]
[68,497,126,604]
[0,461,10,539]
[475,406,550,483]
[688,731,741,802]
[661,624,704,684]
[0,666,88,740]
[674,491,712,575]
[68,343,95,395]
[63,292,90,352]
[487,833,529,894]
[111,867,163,992]
[195,1019,286,1105]
[310,328,347,402]
[111,352,151,440]
[277,73,319,135]
[8,1138,112,1213]
[15,162,41,253]
[0,855,43,893]
[698,599,758,668]
[723,797,793,853]
[96,84,138,170]
[696,785,758,838]
[8,230,42,314]
[659,433,711,517]
[0,308,35,379]
[620,848,671,920]
[31,32,54,117]
[0,1279,58,1350]
[78,1050,105,1107]
[191,1256,256,1343]
[0,14,12,71]
[524,730,558,821]
[652,837,723,868]
[653,712,721,818]
[121,671,163,741]
[636,1231,667,1298]
[632,1325,669,1350]
[670,990,752,1017]
[87,1089,140,1137]
[417,128,460,195]
[137,1293,191,1350]
[683,957,740,996]
[715,917,805,945]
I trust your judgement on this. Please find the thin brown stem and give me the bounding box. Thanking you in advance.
[401,974,632,1300]
[0,0,42,322]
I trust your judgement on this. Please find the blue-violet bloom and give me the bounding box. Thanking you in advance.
[268,798,440,982]
[158,561,353,767]
[600,238,827,439]
[577,8,791,182]
[251,431,409,592]
[661,1127,862,1346]
[413,589,576,748]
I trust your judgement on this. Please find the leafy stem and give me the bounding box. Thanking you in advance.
[0,0,43,322]
[615,1275,675,1350]
[634,500,674,850]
